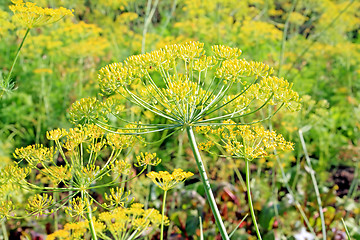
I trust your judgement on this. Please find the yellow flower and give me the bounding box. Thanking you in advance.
[98,203,167,238]
[14,144,56,165]
[135,152,161,167]
[218,122,294,161]
[104,187,131,208]
[0,201,15,219]
[46,128,67,141]
[26,193,54,217]
[147,169,194,191]
[9,0,73,29]
[0,9,15,38]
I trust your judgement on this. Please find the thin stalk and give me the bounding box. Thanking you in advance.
[141,0,159,54]
[347,162,359,199]
[274,152,317,237]
[245,160,262,239]
[1,221,8,240]
[186,126,229,240]
[54,191,59,231]
[299,130,326,240]
[278,0,298,76]
[234,166,247,191]
[229,214,248,239]
[199,216,204,240]
[161,0,177,35]
[160,190,168,240]
[85,195,98,240]
[144,165,152,211]
[341,218,351,240]
[4,28,30,87]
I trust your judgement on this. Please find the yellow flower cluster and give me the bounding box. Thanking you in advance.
[250,76,301,111]
[22,19,109,59]
[59,124,105,152]
[215,58,273,83]
[103,187,131,208]
[0,9,14,38]
[65,197,92,218]
[0,164,30,186]
[11,122,144,206]
[26,193,54,217]
[9,0,73,29]
[212,44,242,60]
[238,19,282,46]
[40,165,71,185]
[135,152,161,167]
[68,97,103,125]
[94,41,300,129]
[106,124,141,150]
[47,220,90,240]
[0,201,15,219]
[108,159,131,176]
[213,122,294,161]
[14,144,56,165]
[99,203,167,238]
[147,169,194,191]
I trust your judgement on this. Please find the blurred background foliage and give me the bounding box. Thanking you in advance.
[0,0,359,239]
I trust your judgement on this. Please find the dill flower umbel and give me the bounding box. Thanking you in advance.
[147,169,192,240]
[147,169,193,191]
[200,120,294,161]
[69,41,301,239]
[94,41,300,129]
[9,0,73,29]
[48,203,166,240]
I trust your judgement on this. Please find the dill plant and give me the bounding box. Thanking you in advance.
[69,41,301,239]
[1,0,73,98]
[0,123,165,239]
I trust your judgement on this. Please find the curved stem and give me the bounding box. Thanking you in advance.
[274,150,316,237]
[186,126,229,240]
[341,218,351,240]
[246,160,262,240]
[141,0,159,53]
[299,130,326,240]
[160,190,168,240]
[2,28,30,94]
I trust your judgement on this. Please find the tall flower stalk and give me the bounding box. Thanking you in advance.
[71,41,300,239]
[197,122,294,238]
[1,0,73,98]
[147,169,193,240]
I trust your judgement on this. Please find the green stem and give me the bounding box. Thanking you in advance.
[278,0,298,76]
[4,28,30,89]
[160,190,168,240]
[141,0,159,54]
[299,130,326,240]
[245,160,262,240]
[186,126,229,240]
[274,151,317,237]
[348,162,359,199]
[1,220,8,240]
[85,195,98,240]
[54,191,59,231]
[341,218,352,240]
